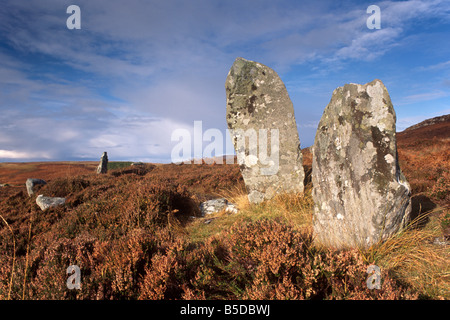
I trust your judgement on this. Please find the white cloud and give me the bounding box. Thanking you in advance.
[418,60,450,71]
[331,27,402,62]
[380,0,450,26]
[86,116,195,160]
[398,90,449,105]
[322,0,450,64]
[298,121,320,129]
[0,150,51,160]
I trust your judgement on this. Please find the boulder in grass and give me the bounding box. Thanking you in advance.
[199,198,238,216]
[36,195,66,211]
[26,178,47,197]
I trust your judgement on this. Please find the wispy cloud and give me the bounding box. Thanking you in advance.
[418,60,450,71]
[398,90,449,105]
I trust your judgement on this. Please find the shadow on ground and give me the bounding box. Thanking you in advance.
[409,194,437,228]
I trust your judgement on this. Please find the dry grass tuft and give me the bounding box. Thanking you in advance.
[186,186,314,244]
[362,209,450,299]
[0,214,16,300]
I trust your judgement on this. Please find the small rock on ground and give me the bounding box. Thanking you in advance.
[36,194,66,211]
[199,198,238,216]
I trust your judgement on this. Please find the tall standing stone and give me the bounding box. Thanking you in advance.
[312,79,411,249]
[96,152,108,174]
[225,57,304,203]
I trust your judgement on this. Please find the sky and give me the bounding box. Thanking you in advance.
[0,0,449,162]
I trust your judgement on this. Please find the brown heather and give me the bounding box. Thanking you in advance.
[397,119,450,204]
[0,118,449,300]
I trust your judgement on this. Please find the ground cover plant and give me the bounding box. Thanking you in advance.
[0,120,449,300]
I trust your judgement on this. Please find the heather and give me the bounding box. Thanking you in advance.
[0,121,449,300]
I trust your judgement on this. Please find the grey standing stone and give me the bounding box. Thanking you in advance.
[312,79,411,249]
[36,195,66,211]
[26,178,47,197]
[97,152,108,174]
[225,57,304,203]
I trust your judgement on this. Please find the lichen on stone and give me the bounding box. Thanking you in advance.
[225,57,304,204]
[312,79,411,249]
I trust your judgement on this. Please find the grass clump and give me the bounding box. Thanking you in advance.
[362,209,450,299]
[107,162,133,171]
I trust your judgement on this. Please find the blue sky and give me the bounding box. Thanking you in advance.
[0,0,449,162]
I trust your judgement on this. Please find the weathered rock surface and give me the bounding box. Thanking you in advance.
[36,194,66,211]
[225,57,304,203]
[312,79,411,249]
[199,198,238,216]
[26,178,47,197]
[96,152,108,174]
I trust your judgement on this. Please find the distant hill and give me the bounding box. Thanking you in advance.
[402,114,450,132]
[395,114,449,204]
[397,114,450,148]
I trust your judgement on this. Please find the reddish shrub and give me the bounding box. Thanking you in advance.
[0,159,421,300]
[175,220,418,300]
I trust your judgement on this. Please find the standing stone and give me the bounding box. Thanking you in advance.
[26,178,47,197]
[96,152,108,174]
[225,57,304,203]
[312,79,411,249]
